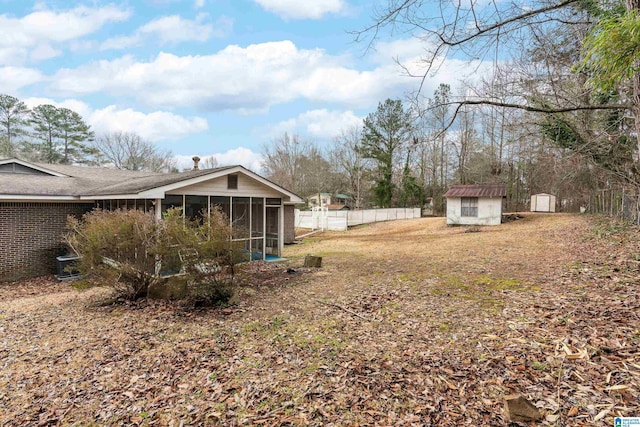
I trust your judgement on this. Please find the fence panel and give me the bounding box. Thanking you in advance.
[295,208,422,230]
[586,188,640,224]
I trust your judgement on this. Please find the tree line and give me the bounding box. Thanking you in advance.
[262,0,640,216]
[261,86,633,213]
[0,94,176,171]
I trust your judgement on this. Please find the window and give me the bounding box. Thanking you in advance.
[227,174,238,190]
[161,195,183,213]
[461,197,478,217]
[232,197,250,239]
[184,195,208,222]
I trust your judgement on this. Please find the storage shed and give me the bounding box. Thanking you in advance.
[444,184,507,226]
[530,193,556,212]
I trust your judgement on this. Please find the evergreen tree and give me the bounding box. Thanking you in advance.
[360,99,412,207]
[0,94,30,157]
[28,104,63,163]
[58,108,96,164]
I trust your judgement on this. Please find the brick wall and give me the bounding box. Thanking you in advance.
[0,202,94,282]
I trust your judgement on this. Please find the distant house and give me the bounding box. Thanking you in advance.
[530,193,556,212]
[308,192,351,209]
[0,158,303,282]
[444,184,507,226]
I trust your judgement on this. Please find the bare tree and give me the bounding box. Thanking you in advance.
[200,155,218,169]
[94,131,176,172]
[355,0,630,140]
[329,126,371,209]
[450,102,477,185]
[261,133,307,192]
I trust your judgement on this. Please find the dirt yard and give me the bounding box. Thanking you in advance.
[1,213,638,426]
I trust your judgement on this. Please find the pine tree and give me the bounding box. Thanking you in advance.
[0,94,30,157]
[28,104,63,163]
[58,108,96,164]
[360,99,413,207]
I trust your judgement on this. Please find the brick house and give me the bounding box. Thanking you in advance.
[0,158,303,282]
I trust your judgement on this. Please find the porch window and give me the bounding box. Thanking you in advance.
[251,198,264,237]
[211,196,230,218]
[162,195,183,213]
[461,197,478,217]
[232,197,250,239]
[184,195,208,221]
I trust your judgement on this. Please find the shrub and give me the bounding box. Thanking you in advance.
[65,206,246,303]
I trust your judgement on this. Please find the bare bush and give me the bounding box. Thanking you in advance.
[65,207,246,303]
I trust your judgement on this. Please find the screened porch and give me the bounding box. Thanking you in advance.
[94,195,284,260]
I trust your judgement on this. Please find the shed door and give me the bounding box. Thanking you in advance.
[538,194,550,211]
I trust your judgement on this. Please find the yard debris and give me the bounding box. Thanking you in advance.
[312,298,373,321]
[504,394,543,422]
[502,213,525,222]
[1,214,639,426]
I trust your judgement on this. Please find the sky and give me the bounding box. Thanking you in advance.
[1,0,485,172]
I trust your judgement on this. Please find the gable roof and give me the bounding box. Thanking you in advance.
[0,158,69,177]
[444,184,507,198]
[0,158,303,203]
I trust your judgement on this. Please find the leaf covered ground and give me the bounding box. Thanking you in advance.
[1,213,639,426]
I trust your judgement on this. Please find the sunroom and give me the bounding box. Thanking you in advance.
[87,168,302,261]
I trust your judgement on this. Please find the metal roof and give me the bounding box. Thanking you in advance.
[444,184,507,198]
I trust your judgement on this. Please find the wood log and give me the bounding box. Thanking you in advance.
[304,255,322,268]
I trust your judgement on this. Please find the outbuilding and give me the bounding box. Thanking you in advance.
[444,184,507,226]
[530,193,556,212]
[0,158,303,282]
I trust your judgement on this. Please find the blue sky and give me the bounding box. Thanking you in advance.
[1,0,484,171]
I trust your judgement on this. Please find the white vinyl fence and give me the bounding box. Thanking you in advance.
[295,208,421,231]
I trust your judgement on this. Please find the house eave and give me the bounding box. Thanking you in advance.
[121,165,304,203]
[0,194,83,201]
[79,193,144,200]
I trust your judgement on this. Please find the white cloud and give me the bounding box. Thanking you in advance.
[253,0,346,19]
[22,97,209,142]
[0,4,130,65]
[269,109,363,140]
[194,0,206,8]
[49,40,405,110]
[48,38,491,113]
[369,38,427,65]
[174,147,263,172]
[90,106,209,141]
[0,67,46,92]
[101,13,232,50]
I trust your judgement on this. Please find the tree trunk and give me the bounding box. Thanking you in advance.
[628,0,640,160]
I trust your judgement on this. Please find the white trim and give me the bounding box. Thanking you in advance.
[0,158,68,177]
[79,194,141,200]
[0,194,81,201]
[137,166,304,203]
